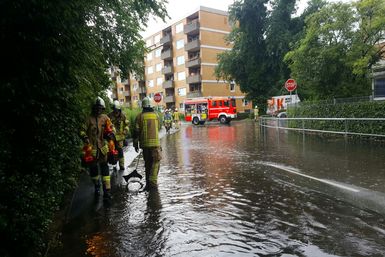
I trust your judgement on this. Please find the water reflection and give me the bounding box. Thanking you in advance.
[56,120,385,257]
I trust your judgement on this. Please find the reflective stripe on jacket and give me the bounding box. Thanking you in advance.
[134,111,160,148]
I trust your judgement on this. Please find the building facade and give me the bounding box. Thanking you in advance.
[125,6,252,112]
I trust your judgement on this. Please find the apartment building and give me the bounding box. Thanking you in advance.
[125,6,252,112]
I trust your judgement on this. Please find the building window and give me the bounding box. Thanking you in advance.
[230,81,235,92]
[157,77,163,86]
[176,55,185,66]
[120,87,124,92]
[176,39,184,49]
[147,66,153,74]
[243,99,249,106]
[374,78,385,98]
[149,93,154,99]
[175,22,183,33]
[148,80,154,87]
[147,52,153,61]
[155,48,161,58]
[133,83,138,91]
[154,34,161,44]
[178,87,186,96]
[179,103,184,109]
[146,38,152,47]
[177,72,185,81]
[156,63,162,72]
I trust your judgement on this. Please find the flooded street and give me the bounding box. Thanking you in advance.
[56,120,385,257]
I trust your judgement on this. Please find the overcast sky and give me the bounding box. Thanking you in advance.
[141,0,353,38]
[141,0,309,37]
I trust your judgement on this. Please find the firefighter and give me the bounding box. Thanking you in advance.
[173,108,180,129]
[81,97,114,199]
[254,105,259,121]
[108,100,129,171]
[164,109,173,134]
[133,97,162,191]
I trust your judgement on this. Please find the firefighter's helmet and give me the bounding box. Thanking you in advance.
[95,97,106,109]
[113,100,121,110]
[142,97,151,108]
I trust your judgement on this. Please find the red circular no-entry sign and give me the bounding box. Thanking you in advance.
[285,79,297,92]
[154,93,162,103]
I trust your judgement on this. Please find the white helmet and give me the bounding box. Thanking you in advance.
[95,97,105,108]
[175,108,178,111]
[142,97,151,108]
[255,105,258,109]
[113,100,121,110]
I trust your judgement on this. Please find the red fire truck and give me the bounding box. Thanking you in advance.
[184,97,237,125]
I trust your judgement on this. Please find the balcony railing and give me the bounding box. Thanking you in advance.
[184,20,200,35]
[161,49,172,60]
[123,91,130,97]
[186,74,202,84]
[185,39,200,52]
[162,66,173,75]
[160,34,172,45]
[187,91,203,98]
[185,57,201,68]
[162,80,174,89]
[164,95,175,103]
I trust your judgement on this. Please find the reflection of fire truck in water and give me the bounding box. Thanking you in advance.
[266,94,300,117]
[184,97,237,125]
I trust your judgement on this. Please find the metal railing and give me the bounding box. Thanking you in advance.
[259,117,385,138]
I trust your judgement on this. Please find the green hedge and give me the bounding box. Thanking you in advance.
[287,101,385,135]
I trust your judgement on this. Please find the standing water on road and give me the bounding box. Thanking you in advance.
[54,120,385,257]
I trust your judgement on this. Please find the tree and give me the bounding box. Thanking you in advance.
[285,0,385,100]
[215,0,271,108]
[0,1,166,256]
[215,0,318,108]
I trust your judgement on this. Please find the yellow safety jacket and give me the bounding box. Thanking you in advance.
[134,111,160,148]
[108,111,129,142]
[173,111,180,121]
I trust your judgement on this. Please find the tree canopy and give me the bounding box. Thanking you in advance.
[285,0,385,100]
[0,0,166,256]
[215,0,323,107]
[216,0,385,104]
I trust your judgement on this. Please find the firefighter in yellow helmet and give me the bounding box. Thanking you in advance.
[133,97,162,191]
[108,100,129,171]
[172,107,180,129]
[81,97,114,199]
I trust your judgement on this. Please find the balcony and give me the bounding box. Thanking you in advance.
[184,20,200,35]
[161,49,172,60]
[162,66,173,75]
[186,74,202,84]
[185,57,201,68]
[160,34,172,45]
[162,80,174,89]
[164,95,175,103]
[185,39,200,52]
[123,91,130,97]
[187,91,203,98]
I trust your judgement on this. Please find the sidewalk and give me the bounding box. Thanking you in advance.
[64,125,176,221]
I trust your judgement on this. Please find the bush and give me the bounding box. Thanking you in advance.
[287,101,385,135]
